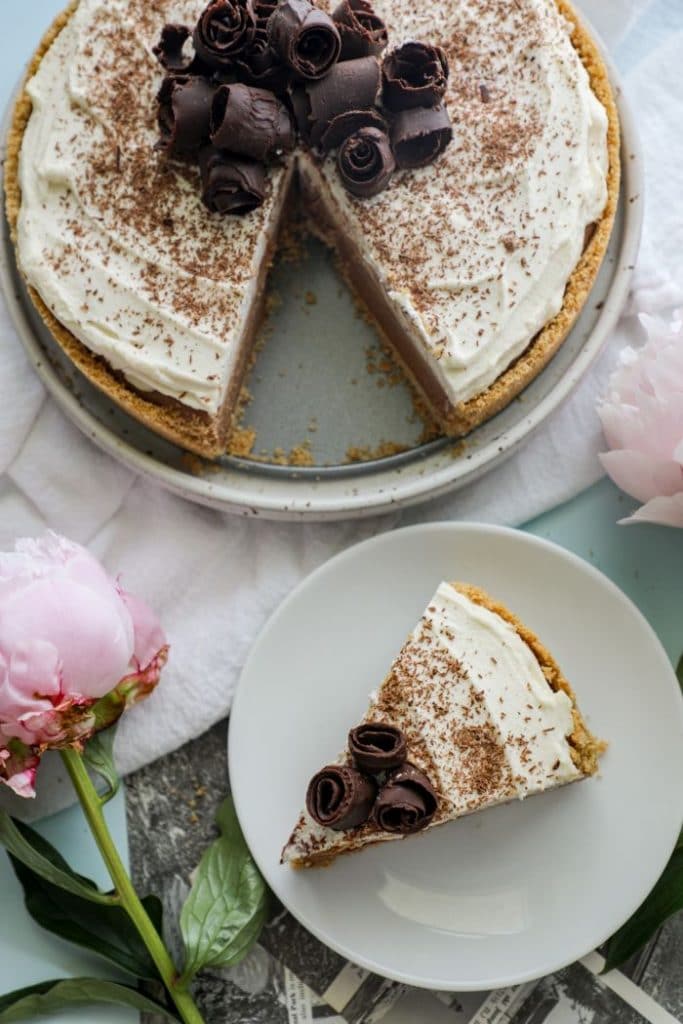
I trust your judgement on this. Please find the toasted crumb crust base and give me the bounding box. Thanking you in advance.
[286,581,605,868]
[5,0,620,459]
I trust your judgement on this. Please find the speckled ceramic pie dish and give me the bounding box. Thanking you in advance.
[0,2,641,518]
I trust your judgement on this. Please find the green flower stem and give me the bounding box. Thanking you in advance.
[61,748,204,1024]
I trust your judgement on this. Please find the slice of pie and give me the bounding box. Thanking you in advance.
[281,581,605,867]
[5,0,619,459]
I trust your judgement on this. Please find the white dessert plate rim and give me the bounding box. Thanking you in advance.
[229,522,683,990]
[0,16,644,521]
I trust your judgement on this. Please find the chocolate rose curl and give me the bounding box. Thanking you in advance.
[391,104,452,169]
[374,763,438,834]
[157,76,216,156]
[332,0,387,60]
[382,41,449,111]
[211,84,294,161]
[193,0,257,70]
[337,126,395,197]
[235,0,287,92]
[153,24,199,73]
[306,764,377,830]
[349,723,407,773]
[199,145,267,215]
[290,55,381,149]
[267,0,341,81]
[319,108,386,152]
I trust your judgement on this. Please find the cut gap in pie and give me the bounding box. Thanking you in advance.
[281,581,605,868]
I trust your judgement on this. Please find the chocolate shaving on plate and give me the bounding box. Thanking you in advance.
[390,103,453,168]
[332,0,387,60]
[306,764,377,830]
[198,145,267,214]
[382,40,449,111]
[337,125,395,197]
[268,0,342,80]
[156,75,216,156]
[297,55,381,148]
[349,723,407,773]
[373,763,438,834]
[193,0,257,69]
[211,83,294,160]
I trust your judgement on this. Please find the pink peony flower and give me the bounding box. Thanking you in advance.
[0,533,168,797]
[598,312,683,527]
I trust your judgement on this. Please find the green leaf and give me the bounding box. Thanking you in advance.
[603,837,683,972]
[83,725,120,804]
[0,978,179,1022]
[9,834,163,981]
[0,812,114,905]
[179,795,268,981]
[676,653,683,693]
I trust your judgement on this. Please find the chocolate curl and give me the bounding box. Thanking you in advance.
[210,84,294,160]
[157,76,216,156]
[332,0,387,60]
[374,763,438,834]
[382,41,449,111]
[349,723,407,773]
[288,84,312,140]
[319,108,386,152]
[337,126,395,197]
[153,24,197,72]
[235,0,288,92]
[193,0,257,70]
[267,0,341,81]
[198,146,267,214]
[390,104,452,169]
[306,764,377,830]
[297,56,381,148]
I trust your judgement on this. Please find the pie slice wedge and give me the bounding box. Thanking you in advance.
[281,581,605,867]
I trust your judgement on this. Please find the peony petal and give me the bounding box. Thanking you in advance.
[0,578,134,700]
[120,590,168,671]
[3,768,37,798]
[620,492,683,528]
[599,450,683,504]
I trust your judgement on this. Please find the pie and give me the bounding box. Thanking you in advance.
[281,581,605,867]
[5,0,619,458]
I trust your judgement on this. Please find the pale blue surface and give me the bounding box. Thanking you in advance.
[0,789,136,1022]
[1,0,682,1019]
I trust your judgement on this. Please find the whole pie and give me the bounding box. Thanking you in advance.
[5,0,619,458]
[282,581,605,867]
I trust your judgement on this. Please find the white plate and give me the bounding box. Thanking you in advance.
[0,25,643,521]
[229,523,683,990]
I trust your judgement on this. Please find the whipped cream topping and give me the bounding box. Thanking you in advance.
[17,0,288,415]
[283,582,582,863]
[311,0,609,407]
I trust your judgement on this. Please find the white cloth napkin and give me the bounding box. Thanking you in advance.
[1,0,682,817]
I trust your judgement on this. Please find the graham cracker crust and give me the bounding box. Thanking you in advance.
[4,0,620,459]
